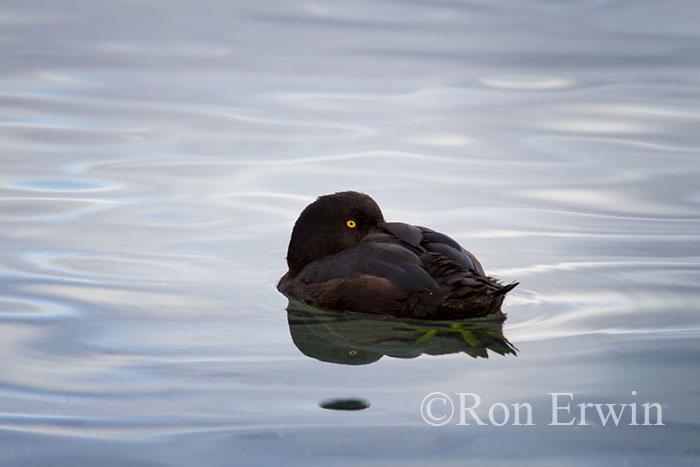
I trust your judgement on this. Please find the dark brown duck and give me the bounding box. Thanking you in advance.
[278,191,517,319]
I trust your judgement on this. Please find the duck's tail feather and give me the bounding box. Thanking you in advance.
[418,252,518,318]
[494,281,519,296]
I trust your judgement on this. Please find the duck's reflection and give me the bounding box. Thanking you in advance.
[286,300,516,366]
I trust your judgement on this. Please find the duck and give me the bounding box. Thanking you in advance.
[277,191,517,319]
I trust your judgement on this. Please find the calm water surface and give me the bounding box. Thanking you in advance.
[1,1,699,465]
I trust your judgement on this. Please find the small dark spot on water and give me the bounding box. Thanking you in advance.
[319,398,370,411]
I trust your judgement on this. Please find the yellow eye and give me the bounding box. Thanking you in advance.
[349,350,358,355]
[346,220,357,228]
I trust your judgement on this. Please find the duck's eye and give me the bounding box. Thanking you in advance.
[346,220,357,228]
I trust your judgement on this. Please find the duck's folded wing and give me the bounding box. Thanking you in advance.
[379,222,483,274]
[296,241,439,293]
[418,226,484,274]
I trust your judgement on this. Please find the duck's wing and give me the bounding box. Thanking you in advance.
[291,238,440,316]
[296,239,439,293]
[379,222,484,274]
[379,222,518,317]
[418,226,484,274]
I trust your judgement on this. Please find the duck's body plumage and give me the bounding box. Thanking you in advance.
[278,191,517,319]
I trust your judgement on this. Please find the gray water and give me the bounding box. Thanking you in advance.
[2,1,700,465]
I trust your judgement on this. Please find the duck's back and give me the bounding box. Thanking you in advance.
[278,222,516,319]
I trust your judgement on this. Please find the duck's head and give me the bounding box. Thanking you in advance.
[286,191,385,274]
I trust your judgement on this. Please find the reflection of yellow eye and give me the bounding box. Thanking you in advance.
[349,350,358,355]
[346,220,357,228]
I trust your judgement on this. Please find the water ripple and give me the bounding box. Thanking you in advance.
[13,178,114,192]
[480,76,574,90]
[0,197,117,220]
[0,296,77,321]
[20,251,217,283]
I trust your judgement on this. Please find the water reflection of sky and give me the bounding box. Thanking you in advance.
[1,0,699,465]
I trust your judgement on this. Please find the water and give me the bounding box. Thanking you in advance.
[1,0,699,465]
